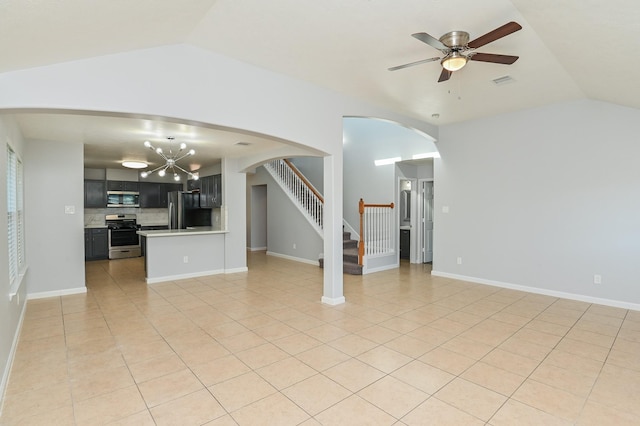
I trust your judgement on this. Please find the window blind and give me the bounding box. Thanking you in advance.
[7,145,17,285]
[17,158,24,271]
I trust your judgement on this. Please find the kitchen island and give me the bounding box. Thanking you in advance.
[137,227,228,284]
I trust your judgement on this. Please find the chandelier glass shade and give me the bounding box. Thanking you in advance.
[140,137,199,182]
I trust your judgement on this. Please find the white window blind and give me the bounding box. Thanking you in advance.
[7,144,24,289]
[7,145,17,285]
[17,158,25,271]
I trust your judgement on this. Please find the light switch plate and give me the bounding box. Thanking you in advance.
[64,205,75,214]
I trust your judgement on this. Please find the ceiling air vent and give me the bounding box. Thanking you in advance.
[492,75,515,86]
[235,142,251,146]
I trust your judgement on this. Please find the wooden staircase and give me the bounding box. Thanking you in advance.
[319,230,363,275]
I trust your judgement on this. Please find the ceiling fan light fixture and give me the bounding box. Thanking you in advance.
[442,52,468,72]
[122,161,148,169]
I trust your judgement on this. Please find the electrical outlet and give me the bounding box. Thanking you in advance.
[183,256,189,263]
[594,274,602,284]
[457,257,463,265]
[293,243,297,249]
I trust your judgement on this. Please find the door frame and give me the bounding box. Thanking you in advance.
[417,178,434,263]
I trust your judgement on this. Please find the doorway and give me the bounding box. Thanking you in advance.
[250,185,267,251]
[419,180,434,263]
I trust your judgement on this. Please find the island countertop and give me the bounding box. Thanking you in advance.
[137,227,227,238]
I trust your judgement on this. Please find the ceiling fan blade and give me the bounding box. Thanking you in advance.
[412,32,447,51]
[470,53,519,65]
[438,68,452,82]
[468,21,522,49]
[388,57,440,71]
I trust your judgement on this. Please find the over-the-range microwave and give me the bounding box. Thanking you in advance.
[107,191,140,208]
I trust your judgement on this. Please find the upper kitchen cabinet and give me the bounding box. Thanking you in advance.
[187,178,201,192]
[84,179,107,208]
[196,174,222,208]
[212,174,222,208]
[107,180,139,191]
[139,182,182,208]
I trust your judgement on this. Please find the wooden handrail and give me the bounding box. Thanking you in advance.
[358,199,395,266]
[363,202,395,209]
[283,159,324,203]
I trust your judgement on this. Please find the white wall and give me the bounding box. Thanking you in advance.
[289,157,324,193]
[0,116,28,405]
[434,99,640,309]
[24,139,86,297]
[221,158,247,272]
[343,117,438,232]
[247,167,323,263]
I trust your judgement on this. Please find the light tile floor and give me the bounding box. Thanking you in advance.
[2,252,640,425]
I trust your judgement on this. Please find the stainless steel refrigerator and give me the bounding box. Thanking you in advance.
[168,191,213,229]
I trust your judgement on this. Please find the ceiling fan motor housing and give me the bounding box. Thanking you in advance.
[439,31,470,48]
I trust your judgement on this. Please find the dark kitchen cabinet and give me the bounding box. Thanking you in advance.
[199,176,212,207]
[85,228,109,260]
[107,180,139,191]
[84,180,107,208]
[196,174,222,208]
[139,182,183,208]
[187,178,201,191]
[212,174,222,207]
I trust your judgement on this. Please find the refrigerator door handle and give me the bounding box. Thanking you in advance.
[168,201,174,229]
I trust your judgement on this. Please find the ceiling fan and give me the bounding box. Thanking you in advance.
[389,21,522,82]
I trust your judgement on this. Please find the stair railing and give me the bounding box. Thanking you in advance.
[358,198,395,265]
[264,159,324,235]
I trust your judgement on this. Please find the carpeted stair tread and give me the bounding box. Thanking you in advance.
[318,229,363,275]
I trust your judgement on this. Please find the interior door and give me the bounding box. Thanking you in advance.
[422,181,434,263]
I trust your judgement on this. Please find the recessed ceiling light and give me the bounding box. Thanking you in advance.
[122,161,148,169]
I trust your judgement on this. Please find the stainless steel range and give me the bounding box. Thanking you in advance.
[105,214,141,259]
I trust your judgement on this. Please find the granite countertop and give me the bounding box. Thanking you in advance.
[137,227,227,238]
[85,224,108,229]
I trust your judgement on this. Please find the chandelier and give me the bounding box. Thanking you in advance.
[140,137,199,181]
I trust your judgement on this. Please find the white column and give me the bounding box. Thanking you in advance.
[322,154,345,305]
[222,158,248,273]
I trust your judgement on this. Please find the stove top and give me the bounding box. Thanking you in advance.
[105,214,139,230]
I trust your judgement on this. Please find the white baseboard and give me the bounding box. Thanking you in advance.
[146,269,225,284]
[28,286,87,300]
[248,247,267,252]
[0,299,26,417]
[266,251,319,266]
[431,270,640,312]
[321,296,346,305]
[363,263,398,275]
[225,266,249,274]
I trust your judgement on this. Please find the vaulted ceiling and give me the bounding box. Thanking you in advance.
[1,0,638,170]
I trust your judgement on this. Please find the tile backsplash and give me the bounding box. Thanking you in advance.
[84,208,169,227]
